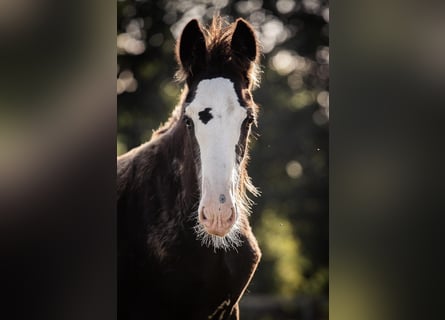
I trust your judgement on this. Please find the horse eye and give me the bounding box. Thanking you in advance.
[183,116,193,128]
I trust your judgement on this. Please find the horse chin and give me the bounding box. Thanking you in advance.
[194,220,243,251]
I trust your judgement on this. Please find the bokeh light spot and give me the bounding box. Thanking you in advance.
[276,0,296,14]
[286,160,303,179]
[117,70,138,94]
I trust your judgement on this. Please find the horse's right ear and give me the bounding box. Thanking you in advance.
[177,19,207,78]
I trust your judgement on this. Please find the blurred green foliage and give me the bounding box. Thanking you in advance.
[118,0,328,318]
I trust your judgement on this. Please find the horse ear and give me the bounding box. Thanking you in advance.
[231,19,258,62]
[177,19,207,77]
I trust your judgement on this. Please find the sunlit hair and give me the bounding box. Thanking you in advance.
[193,213,243,251]
[175,15,261,90]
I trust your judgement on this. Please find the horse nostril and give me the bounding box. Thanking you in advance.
[200,207,208,221]
[228,207,235,222]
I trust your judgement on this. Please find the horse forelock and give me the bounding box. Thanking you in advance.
[175,16,261,91]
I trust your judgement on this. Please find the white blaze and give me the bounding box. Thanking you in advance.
[185,78,247,248]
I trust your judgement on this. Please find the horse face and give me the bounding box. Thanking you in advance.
[177,18,259,249]
[184,77,252,248]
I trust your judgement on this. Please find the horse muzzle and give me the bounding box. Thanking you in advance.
[198,201,237,237]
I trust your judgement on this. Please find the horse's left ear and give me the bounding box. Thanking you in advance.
[231,19,258,62]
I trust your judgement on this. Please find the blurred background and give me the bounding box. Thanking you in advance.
[117,0,329,319]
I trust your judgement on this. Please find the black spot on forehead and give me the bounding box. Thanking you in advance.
[198,108,213,124]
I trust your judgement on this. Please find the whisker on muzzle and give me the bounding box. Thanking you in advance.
[193,213,242,252]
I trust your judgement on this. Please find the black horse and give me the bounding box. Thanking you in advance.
[118,16,262,320]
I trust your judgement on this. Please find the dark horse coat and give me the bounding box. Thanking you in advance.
[117,17,262,320]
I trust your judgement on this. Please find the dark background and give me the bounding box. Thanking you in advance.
[117,1,329,319]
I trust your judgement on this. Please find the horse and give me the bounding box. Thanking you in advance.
[117,16,262,320]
